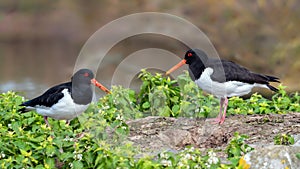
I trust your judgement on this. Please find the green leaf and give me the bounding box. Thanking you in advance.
[296,153,300,160]
[73,161,84,169]
[44,158,55,169]
[229,157,240,166]
[171,105,180,114]
[142,102,150,109]
[45,145,56,157]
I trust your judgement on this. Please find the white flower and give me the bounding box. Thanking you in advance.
[160,152,168,159]
[188,147,195,152]
[116,114,123,121]
[78,154,82,160]
[208,156,219,164]
[161,160,172,167]
[69,163,73,168]
[74,153,83,161]
[103,105,110,109]
[8,124,11,128]
[64,136,70,141]
[245,147,252,152]
[1,153,5,158]
[63,136,74,142]
[207,151,219,164]
[208,151,215,157]
[177,162,184,167]
[190,155,196,161]
[194,164,201,169]
[200,108,204,113]
[184,153,191,160]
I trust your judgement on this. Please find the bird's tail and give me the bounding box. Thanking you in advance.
[19,101,31,113]
[265,75,280,92]
[266,75,280,83]
[266,84,279,92]
[18,107,29,113]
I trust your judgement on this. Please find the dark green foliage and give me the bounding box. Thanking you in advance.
[225,132,254,166]
[274,133,295,145]
[0,70,299,168]
[137,70,219,118]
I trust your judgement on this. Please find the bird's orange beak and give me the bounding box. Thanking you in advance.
[165,59,187,75]
[91,78,111,94]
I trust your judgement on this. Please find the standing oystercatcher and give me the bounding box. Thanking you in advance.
[166,49,280,124]
[20,69,110,126]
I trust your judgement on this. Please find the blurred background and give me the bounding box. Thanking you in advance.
[0,0,299,98]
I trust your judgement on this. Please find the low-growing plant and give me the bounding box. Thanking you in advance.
[227,85,300,116]
[156,147,221,169]
[138,70,219,118]
[138,70,300,118]
[1,70,299,168]
[225,132,254,166]
[0,91,138,168]
[274,133,295,145]
[296,153,300,160]
[138,69,180,116]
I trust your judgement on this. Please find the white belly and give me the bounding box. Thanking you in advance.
[35,89,89,120]
[195,68,268,98]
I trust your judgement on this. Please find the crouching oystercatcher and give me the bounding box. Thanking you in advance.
[20,69,110,126]
[166,49,280,124]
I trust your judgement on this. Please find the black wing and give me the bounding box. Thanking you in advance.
[20,82,71,110]
[208,59,279,89]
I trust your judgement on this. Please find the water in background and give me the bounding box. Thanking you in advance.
[0,41,81,98]
[0,38,182,100]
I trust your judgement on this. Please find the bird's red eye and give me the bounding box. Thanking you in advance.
[187,53,192,57]
[84,72,89,77]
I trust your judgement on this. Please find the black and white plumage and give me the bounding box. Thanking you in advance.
[166,49,280,124]
[20,69,110,126]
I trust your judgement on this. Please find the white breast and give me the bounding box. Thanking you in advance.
[195,68,268,98]
[35,89,89,120]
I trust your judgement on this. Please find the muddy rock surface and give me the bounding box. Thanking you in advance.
[126,113,300,158]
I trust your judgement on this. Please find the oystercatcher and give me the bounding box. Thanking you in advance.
[20,69,110,126]
[166,49,280,124]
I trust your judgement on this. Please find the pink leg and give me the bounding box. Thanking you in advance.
[44,116,51,127]
[66,120,70,125]
[219,98,228,124]
[213,98,225,124]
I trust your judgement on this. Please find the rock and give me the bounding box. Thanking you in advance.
[127,116,213,153]
[294,134,300,146]
[158,129,192,149]
[126,113,300,158]
[244,145,300,169]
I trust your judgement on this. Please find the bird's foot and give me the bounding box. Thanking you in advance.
[219,116,226,124]
[211,116,226,124]
[211,117,222,124]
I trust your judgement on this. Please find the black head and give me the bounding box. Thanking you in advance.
[166,49,209,76]
[184,49,208,65]
[71,69,95,85]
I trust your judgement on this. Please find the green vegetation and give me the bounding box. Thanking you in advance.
[296,153,300,160]
[274,133,295,145]
[0,70,299,168]
[225,133,254,166]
